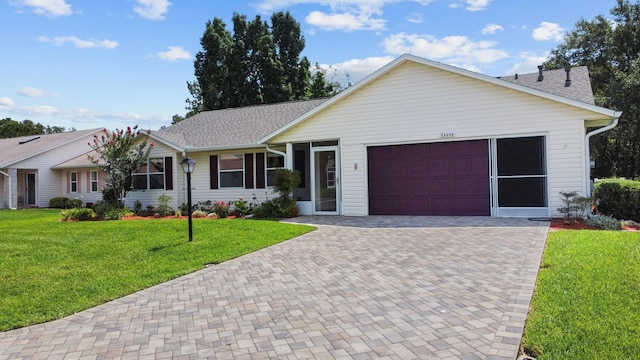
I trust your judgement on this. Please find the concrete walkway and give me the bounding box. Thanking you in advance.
[0,216,549,360]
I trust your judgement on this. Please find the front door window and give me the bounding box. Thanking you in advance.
[313,148,339,213]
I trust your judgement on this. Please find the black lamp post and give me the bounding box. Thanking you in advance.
[180,157,196,242]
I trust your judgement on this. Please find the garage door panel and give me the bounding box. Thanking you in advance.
[368,140,489,216]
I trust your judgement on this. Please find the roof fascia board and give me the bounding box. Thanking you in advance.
[1,128,103,168]
[147,133,186,152]
[260,54,619,143]
[184,144,268,153]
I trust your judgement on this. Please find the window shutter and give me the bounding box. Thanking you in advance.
[255,153,265,189]
[98,171,103,191]
[165,157,173,190]
[77,172,81,193]
[86,171,90,192]
[66,171,70,193]
[244,153,254,189]
[209,155,218,189]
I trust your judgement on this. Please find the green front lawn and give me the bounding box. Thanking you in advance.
[0,209,314,331]
[522,230,640,359]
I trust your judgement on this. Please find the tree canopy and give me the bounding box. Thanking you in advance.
[0,118,69,139]
[179,11,339,121]
[544,0,640,178]
[88,126,153,207]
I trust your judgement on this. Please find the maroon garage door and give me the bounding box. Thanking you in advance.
[367,140,490,216]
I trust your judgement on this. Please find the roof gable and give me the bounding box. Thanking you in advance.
[0,128,103,168]
[261,54,619,143]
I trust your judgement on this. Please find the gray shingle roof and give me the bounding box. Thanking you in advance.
[499,66,595,105]
[0,128,101,168]
[52,149,102,169]
[155,99,328,149]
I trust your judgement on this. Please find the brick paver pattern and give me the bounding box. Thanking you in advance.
[0,216,549,360]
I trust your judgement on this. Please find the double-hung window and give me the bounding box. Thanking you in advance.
[133,158,165,190]
[266,153,284,186]
[219,154,244,188]
[70,171,78,193]
[90,170,99,192]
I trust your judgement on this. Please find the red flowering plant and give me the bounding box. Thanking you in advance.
[88,125,154,208]
[213,200,231,218]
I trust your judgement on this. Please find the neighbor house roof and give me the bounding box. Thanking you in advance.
[261,54,620,143]
[0,129,102,168]
[499,66,595,105]
[52,149,102,169]
[154,99,328,151]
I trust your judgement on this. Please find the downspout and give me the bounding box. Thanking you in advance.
[265,145,288,168]
[585,113,621,199]
[0,169,17,210]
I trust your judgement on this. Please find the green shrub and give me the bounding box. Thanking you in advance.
[104,207,132,220]
[594,179,640,221]
[133,200,143,215]
[61,208,95,221]
[232,197,250,217]
[586,215,622,230]
[49,197,82,209]
[252,169,301,219]
[155,194,174,217]
[252,199,280,218]
[213,201,230,218]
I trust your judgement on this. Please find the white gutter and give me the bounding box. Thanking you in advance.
[265,145,286,157]
[0,170,17,210]
[585,112,621,198]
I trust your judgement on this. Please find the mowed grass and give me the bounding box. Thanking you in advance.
[0,209,314,331]
[522,230,640,359]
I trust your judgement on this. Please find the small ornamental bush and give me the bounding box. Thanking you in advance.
[213,201,230,218]
[104,207,131,220]
[232,197,249,217]
[192,210,208,218]
[252,169,301,219]
[594,179,640,221]
[586,215,622,230]
[155,194,174,217]
[61,208,96,221]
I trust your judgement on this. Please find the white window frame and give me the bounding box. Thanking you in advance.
[133,157,165,190]
[90,170,99,193]
[266,152,284,187]
[219,154,245,188]
[70,171,78,193]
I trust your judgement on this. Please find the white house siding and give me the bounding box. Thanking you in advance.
[125,142,180,210]
[271,61,599,216]
[10,134,99,208]
[125,146,278,213]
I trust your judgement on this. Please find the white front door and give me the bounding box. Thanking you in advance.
[311,147,340,214]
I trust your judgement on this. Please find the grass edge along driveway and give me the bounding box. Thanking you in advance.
[0,209,314,332]
[521,230,640,359]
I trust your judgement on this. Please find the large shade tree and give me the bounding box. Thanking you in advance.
[544,0,640,178]
[180,11,339,120]
[88,126,153,206]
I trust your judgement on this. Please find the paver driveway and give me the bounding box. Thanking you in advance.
[0,216,549,360]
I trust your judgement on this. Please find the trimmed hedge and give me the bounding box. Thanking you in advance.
[49,197,83,209]
[594,179,640,221]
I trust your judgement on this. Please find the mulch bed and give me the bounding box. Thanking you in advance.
[550,218,640,231]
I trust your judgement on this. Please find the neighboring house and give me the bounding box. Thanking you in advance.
[1,54,621,217]
[0,129,103,209]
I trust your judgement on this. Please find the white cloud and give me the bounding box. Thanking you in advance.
[134,0,171,20]
[18,86,50,97]
[306,10,385,31]
[38,36,119,49]
[13,0,72,17]
[153,46,191,61]
[382,32,509,67]
[466,0,490,11]
[504,52,549,76]
[532,22,565,41]
[407,12,423,24]
[0,96,15,106]
[256,1,435,31]
[482,23,503,35]
[319,56,395,85]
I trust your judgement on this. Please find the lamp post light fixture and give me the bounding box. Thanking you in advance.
[180,157,196,242]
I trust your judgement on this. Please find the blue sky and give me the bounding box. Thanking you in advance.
[0,0,615,131]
